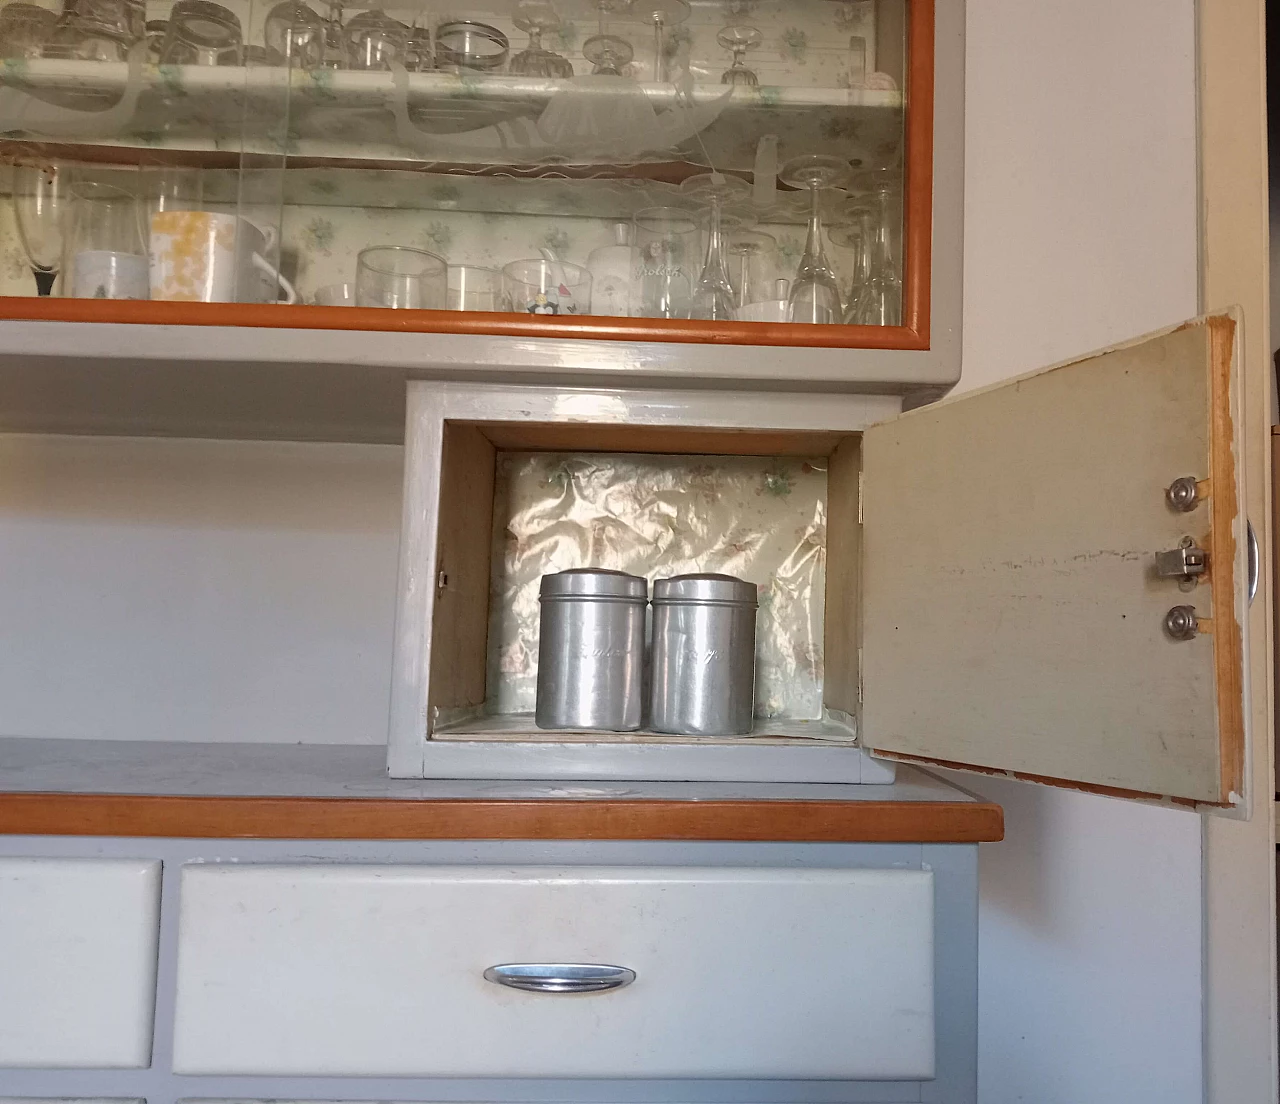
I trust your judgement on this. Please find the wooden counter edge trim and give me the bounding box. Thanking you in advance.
[0,793,1004,843]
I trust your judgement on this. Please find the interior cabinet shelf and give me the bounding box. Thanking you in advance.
[0,60,902,172]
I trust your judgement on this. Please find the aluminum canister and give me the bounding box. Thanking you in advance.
[535,568,647,731]
[650,573,758,736]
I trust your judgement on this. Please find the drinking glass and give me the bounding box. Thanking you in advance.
[632,206,697,319]
[718,24,761,86]
[158,0,241,65]
[264,0,324,67]
[355,246,446,308]
[509,0,574,78]
[448,264,499,311]
[780,154,849,324]
[13,163,66,297]
[635,0,688,81]
[344,10,407,70]
[846,167,902,325]
[583,33,631,75]
[725,228,777,309]
[680,173,747,322]
[502,258,591,315]
[0,3,57,58]
[403,23,432,70]
[64,180,147,299]
[313,282,355,305]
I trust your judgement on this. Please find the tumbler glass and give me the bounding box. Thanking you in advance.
[355,246,446,308]
[632,205,697,319]
[447,264,499,311]
[313,281,355,305]
[158,0,241,65]
[502,258,591,316]
[64,180,148,299]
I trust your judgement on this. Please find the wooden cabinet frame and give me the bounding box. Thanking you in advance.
[0,3,946,354]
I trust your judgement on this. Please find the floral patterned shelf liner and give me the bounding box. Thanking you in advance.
[487,452,829,723]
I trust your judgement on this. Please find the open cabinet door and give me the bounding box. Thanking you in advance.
[860,314,1250,810]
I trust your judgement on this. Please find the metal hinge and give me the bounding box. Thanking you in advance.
[1154,536,1207,590]
[857,470,864,525]
[857,646,864,703]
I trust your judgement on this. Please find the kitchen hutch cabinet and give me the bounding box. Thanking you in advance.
[0,0,1268,1098]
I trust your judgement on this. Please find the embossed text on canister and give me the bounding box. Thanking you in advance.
[535,568,647,731]
[650,572,758,736]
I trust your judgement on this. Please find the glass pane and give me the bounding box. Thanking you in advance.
[0,0,909,331]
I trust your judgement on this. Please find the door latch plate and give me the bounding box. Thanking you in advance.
[1155,536,1207,591]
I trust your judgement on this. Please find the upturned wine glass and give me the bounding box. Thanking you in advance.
[718,24,761,86]
[846,167,902,325]
[12,164,67,297]
[780,154,850,324]
[635,0,688,81]
[681,172,750,321]
[510,0,574,78]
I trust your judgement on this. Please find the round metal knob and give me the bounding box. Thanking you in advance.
[1166,476,1201,512]
[1163,605,1199,641]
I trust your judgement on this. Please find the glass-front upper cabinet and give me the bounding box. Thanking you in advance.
[0,0,935,348]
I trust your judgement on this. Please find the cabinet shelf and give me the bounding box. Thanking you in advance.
[0,61,901,172]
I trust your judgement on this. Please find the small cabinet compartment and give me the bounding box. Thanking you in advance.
[389,382,901,781]
[172,863,935,1078]
[0,858,161,1069]
[392,316,1253,808]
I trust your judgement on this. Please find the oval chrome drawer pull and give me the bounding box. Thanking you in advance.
[483,963,636,993]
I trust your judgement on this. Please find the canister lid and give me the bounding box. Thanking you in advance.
[539,567,648,601]
[652,572,758,607]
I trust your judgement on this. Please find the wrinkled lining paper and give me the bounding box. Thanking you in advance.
[487,452,827,720]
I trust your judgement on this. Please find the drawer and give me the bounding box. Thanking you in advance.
[173,864,934,1079]
[0,858,161,1068]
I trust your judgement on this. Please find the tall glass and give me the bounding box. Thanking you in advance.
[781,154,849,325]
[12,164,66,297]
[633,206,697,319]
[689,193,736,321]
[847,168,903,326]
[725,229,778,309]
[355,246,446,308]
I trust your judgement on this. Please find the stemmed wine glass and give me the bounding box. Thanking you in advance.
[828,199,872,320]
[725,228,776,309]
[681,172,750,321]
[845,167,902,325]
[581,0,633,76]
[779,154,850,324]
[635,0,688,81]
[510,0,574,77]
[12,164,66,297]
[718,24,761,85]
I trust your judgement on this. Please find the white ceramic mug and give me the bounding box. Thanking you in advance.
[70,250,149,299]
[149,211,296,304]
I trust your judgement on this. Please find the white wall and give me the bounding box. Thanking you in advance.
[954,1,1204,1101]
[0,436,402,744]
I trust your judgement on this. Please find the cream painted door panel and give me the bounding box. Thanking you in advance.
[173,864,934,1079]
[0,859,161,1068]
[862,314,1252,810]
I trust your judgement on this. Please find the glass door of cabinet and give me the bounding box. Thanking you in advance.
[0,0,930,349]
